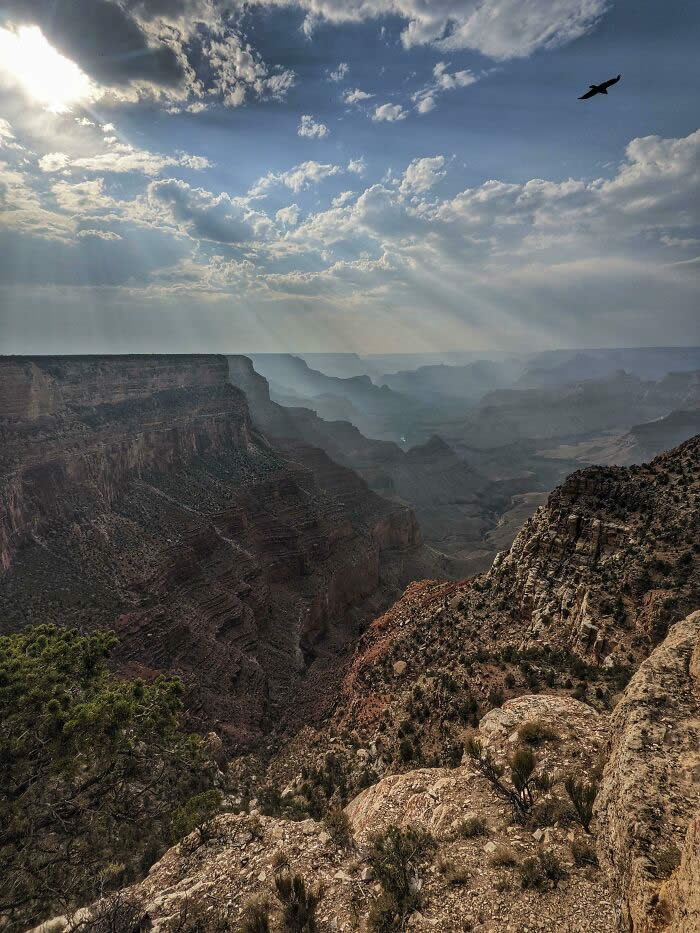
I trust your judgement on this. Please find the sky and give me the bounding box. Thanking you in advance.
[0,0,699,354]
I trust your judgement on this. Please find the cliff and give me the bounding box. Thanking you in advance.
[596,610,700,932]
[0,355,427,750]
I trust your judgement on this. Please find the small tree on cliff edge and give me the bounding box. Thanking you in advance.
[0,624,217,930]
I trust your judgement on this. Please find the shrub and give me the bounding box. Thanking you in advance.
[366,825,434,930]
[465,738,550,822]
[80,893,146,933]
[488,844,518,867]
[519,849,566,890]
[241,897,272,933]
[570,838,598,867]
[654,843,681,879]
[564,775,598,833]
[528,797,573,829]
[517,720,559,746]
[323,808,352,848]
[274,872,323,933]
[169,897,231,933]
[458,816,488,838]
[171,790,222,845]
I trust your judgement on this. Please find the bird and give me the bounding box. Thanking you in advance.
[578,74,621,99]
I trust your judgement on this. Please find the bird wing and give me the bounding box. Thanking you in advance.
[601,75,620,89]
[578,88,597,99]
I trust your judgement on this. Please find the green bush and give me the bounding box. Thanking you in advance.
[564,775,598,833]
[0,625,215,930]
[366,825,434,930]
[517,720,559,746]
[323,807,352,847]
[519,849,566,890]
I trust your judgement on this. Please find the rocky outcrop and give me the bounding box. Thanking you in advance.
[659,815,700,933]
[0,355,430,750]
[486,436,699,661]
[596,610,700,932]
[62,691,617,933]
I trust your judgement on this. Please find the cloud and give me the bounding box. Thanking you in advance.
[39,152,71,173]
[328,62,349,82]
[298,115,330,139]
[344,88,374,105]
[276,204,301,225]
[400,156,447,194]
[3,126,699,352]
[251,0,609,59]
[204,34,295,108]
[332,190,355,206]
[250,160,343,196]
[76,228,123,240]
[3,2,295,110]
[2,0,185,90]
[372,103,408,122]
[347,157,367,175]
[412,61,478,114]
[0,118,16,146]
[39,143,211,177]
[148,177,269,243]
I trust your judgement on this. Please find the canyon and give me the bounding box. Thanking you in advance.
[0,355,435,751]
[1,353,698,932]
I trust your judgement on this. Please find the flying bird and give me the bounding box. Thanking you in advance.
[578,74,621,99]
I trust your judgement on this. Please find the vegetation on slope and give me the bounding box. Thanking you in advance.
[0,625,217,930]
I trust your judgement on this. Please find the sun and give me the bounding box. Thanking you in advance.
[0,25,99,113]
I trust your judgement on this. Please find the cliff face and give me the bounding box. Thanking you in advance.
[0,355,426,750]
[486,437,699,662]
[596,610,700,933]
[228,355,502,573]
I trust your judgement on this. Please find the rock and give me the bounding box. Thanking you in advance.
[318,831,331,845]
[360,867,374,881]
[393,660,407,676]
[301,820,319,836]
[597,611,700,933]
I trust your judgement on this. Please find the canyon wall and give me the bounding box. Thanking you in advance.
[0,355,427,750]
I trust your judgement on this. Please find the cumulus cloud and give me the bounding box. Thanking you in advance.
[204,34,295,108]
[344,88,374,105]
[372,103,408,122]
[4,125,699,350]
[148,177,270,243]
[412,61,478,114]
[249,160,343,196]
[400,155,447,194]
[250,0,609,59]
[347,157,367,175]
[39,143,211,177]
[38,152,71,173]
[298,115,330,139]
[276,203,301,225]
[327,62,349,82]
[332,190,355,206]
[0,119,14,141]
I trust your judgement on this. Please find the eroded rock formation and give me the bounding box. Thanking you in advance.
[597,610,700,932]
[0,355,431,749]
